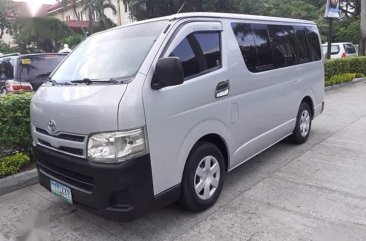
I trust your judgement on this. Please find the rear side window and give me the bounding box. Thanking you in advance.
[231,22,322,73]
[306,27,321,61]
[252,24,273,71]
[294,27,310,63]
[231,23,256,71]
[344,44,356,54]
[331,45,340,54]
[169,31,221,79]
[268,25,297,67]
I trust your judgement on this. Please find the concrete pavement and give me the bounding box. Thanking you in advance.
[1,81,366,241]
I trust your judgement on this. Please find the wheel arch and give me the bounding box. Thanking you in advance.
[301,96,314,118]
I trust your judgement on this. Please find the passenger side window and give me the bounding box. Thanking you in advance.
[268,25,297,67]
[252,24,273,71]
[294,27,310,63]
[231,23,256,72]
[306,27,321,61]
[169,31,221,79]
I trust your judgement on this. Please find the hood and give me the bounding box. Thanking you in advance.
[31,84,127,135]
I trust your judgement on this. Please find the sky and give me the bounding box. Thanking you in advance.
[14,0,57,16]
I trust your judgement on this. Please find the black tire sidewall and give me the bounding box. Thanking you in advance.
[293,102,312,144]
[181,142,225,211]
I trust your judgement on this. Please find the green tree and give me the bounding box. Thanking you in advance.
[57,0,87,36]
[62,34,84,48]
[14,17,72,53]
[0,0,14,39]
[123,0,242,21]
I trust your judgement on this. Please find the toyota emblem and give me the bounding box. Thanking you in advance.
[48,120,57,134]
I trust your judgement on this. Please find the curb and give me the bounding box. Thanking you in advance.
[0,168,38,196]
[325,77,366,92]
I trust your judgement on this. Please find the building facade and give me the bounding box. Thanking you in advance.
[37,0,132,33]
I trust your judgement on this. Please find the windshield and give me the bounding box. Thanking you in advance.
[19,55,66,80]
[51,20,168,83]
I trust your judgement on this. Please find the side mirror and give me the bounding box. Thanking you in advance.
[151,57,184,90]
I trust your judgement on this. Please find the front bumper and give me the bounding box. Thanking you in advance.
[34,145,155,220]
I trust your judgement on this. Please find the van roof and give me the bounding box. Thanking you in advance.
[169,12,315,25]
[100,12,316,35]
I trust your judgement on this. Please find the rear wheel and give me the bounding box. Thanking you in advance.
[180,142,225,212]
[291,102,312,144]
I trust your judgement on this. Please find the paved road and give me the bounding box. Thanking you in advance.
[2,82,366,241]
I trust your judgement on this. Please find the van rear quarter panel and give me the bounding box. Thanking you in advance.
[222,19,324,167]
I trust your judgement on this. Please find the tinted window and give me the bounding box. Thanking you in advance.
[252,24,273,71]
[194,33,221,70]
[19,55,65,80]
[170,38,200,78]
[344,44,356,54]
[170,32,221,79]
[268,25,297,67]
[0,59,15,80]
[294,27,309,63]
[231,23,256,71]
[306,27,321,61]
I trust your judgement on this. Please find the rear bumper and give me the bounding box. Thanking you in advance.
[34,145,156,220]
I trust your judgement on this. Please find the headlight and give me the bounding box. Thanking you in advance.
[87,128,147,163]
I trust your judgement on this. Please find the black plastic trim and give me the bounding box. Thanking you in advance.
[34,145,181,220]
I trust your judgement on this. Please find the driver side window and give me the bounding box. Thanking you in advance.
[169,31,221,80]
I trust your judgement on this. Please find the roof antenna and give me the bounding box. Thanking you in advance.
[176,4,185,14]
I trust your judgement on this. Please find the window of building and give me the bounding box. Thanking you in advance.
[169,31,221,79]
[124,3,128,13]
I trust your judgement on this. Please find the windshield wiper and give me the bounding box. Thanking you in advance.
[71,78,124,85]
[47,79,73,86]
[35,72,52,78]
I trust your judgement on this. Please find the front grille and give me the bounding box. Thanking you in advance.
[38,138,84,156]
[38,161,94,192]
[36,128,85,142]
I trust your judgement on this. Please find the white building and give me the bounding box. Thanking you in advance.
[37,0,132,33]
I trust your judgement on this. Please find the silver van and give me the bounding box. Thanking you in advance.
[31,13,324,220]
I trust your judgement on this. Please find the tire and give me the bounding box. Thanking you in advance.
[180,141,225,212]
[290,102,312,144]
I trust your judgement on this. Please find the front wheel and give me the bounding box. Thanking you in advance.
[290,102,312,144]
[180,142,225,212]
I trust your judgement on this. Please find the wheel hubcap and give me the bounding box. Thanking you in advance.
[299,110,310,137]
[194,156,220,200]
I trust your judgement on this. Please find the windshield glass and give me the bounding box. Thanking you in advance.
[51,20,168,83]
[19,55,66,80]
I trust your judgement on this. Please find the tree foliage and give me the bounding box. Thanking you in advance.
[14,17,72,53]
[0,0,14,39]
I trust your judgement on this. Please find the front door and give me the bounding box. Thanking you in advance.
[143,21,231,195]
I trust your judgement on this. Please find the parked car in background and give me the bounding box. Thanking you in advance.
[322,42,358,59]
[0,53,67,95]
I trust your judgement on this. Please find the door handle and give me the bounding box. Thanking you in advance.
[215,80,230,98]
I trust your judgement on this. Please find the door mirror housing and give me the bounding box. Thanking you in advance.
[151,57,184,90]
